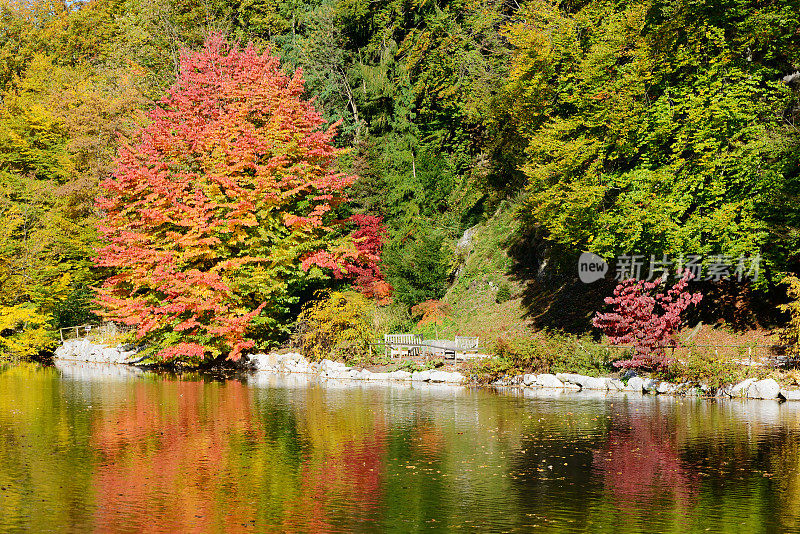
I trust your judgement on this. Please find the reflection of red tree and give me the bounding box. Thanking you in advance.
[593,408,698,510]
[90,381,389,532]
[91,380,259,532]
[282,424,387,532]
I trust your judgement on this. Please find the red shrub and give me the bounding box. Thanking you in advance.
[592,270,702,370]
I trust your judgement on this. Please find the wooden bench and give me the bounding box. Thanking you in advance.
[385,334,422,358]
[454,336,479,360]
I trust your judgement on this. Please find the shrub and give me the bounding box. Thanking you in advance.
[593,270,703,371]
[410,299,455,338]
[466,356,513,384]
[293,291,375,361]
[495,282,511,304]
[779,275,800,348]
[659,347,755,389]
[468,332,617,383]
[370,301,414,336]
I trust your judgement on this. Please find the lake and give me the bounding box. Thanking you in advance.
[0,362,799,532]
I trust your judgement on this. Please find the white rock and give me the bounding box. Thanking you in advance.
[555,373,587,386]
[523,374,537,386]
[54,339,137,364]
[449,372,466,384]
[582,377,609,391]
[428,370,450,383]
[656,382,678,395]
[101,347,120,362]
[608,379,625,391]
[625,376,645,393]
[388,370,412,380]
[249,353,280,370]
[429,371,464,384]
[320,359,346,373]
[780,389,800,401]
[563,382,581,391]
[411,370,431,382]
[729,378,755,397]
[747,378,781,399]
[534,374,564,389]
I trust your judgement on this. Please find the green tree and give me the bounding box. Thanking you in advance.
[503,0,800,276]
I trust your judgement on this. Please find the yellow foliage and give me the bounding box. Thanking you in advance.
[293,291,375,361]
[779,275,800,348]
[0,305,54,358]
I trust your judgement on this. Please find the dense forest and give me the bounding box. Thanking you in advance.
[1,0,799,362]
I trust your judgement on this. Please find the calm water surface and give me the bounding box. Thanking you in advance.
[1,362,800,532]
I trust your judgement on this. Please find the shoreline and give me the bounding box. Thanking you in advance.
[52,339,800,402]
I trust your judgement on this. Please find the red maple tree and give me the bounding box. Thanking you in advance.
[95,35,368,363]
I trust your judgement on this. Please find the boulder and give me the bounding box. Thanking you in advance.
[320,359,346,373]
[411,370,431,382]
[388,370,412,381]
[523,374,537,386]
[288,357,311,373]
[54,339,138,364]
[747,378,781,399]
[625,376,645,393]
[621,369,638,380]
[249,353,281,370]
[608,379,625,391]
[780,389,800,401]
[728,378,755,398]
[555,373,588,386]
[582,377,609,391]
[656,382,678,395]
[534,374,564,389]
[448,372,466,384]
[428,370,450,383]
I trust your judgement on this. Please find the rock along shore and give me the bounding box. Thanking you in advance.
[54,340,800,401]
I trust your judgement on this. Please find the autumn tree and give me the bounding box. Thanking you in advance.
[593,271,703,370]
[95,35,366,364]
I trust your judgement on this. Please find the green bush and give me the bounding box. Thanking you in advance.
[293,291,376,361]
[370,301,414,336]
[466,356,513,384]
[495,282,511,304]
[659,347,757,389]
[468,332,618,383]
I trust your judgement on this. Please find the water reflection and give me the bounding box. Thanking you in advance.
[0,364,799,532]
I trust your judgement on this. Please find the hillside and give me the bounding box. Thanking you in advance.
[0,0,798,363]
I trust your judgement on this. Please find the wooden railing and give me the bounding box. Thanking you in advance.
[59,323,133,343]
